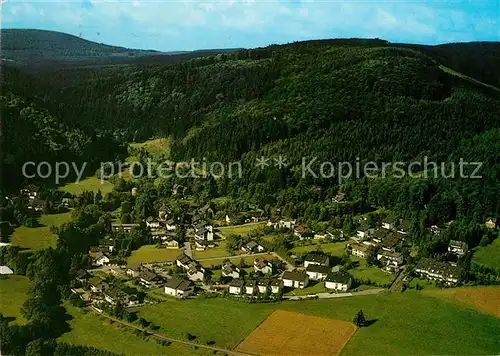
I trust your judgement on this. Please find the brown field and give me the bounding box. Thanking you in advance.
[427,286,500,318]
[236,310,356,356]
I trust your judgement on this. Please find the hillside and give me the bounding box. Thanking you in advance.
[2,38,500,224]
[0,29,243,68]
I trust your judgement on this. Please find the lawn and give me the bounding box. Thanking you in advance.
[136,298,274,349]
[129,138,171,159]
[59,176,114,195]
[127,245,181,267]
[135,291,500,355]
[192,240,234,259]
[473,238,500,271]
[291,242,347,256]
[0,275,30,324]
[425,286,500,318]
[59,304,211,356]
[348,258,394,286]
[10,212,74,250]
[218,222,266,237]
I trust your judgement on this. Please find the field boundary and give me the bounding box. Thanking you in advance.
[88,308,253,356]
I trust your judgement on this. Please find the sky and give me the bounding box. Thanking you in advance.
[2,0,499,51]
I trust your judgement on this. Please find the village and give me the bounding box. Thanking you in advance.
[61,195,474,310]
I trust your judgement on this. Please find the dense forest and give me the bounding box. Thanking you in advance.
[2,37,500,226]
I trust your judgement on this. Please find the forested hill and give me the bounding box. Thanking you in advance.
[2,38,500,221]
[0,29,242,68]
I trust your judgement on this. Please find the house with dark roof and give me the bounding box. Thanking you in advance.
[349,243,369,258]
[282,270,309,289]
[270,279,283,294]
[305,264,331,281]
[245,280,257,295]
[415,258,461,285]
[325,273,352,291]
[448,240,468,256]
[195,240,216,250]
[254,258,272,274]
[222,260,241,279]
[257,279,270,294]
[229,279,244,295]
[164,276,194,298]
[242,240,265,253]
[138,270,164,288]
[303,254,329,268]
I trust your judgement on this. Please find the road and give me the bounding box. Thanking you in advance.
[284,288,386,300]
[183,241,192,258]
[90,308,252,356]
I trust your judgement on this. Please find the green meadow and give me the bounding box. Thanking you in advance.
[10,212,73,250]
[0,275,30,324]
[473,238,500,271]
[135,290,500,355]
[59,305,212,356]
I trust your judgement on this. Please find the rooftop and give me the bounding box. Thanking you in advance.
[282,269,308,282]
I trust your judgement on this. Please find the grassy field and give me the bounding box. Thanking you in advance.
[59,176,114,195]
[127,245,181,267]
[291,242,347,256]
[218,222,266,237]
[425,286,500,318]
[10,212,73,250]
[473,238,500,271]
[59,304,211,356]
[135,290,500,355]
[348,258,394,286]
[236,310,356,356]
[136,298,273,349]
[129,138,171,159]
[0,275,30,324]
[192,240,234,259]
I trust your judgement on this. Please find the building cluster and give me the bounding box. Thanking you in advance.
[348,221,406,273]
[414,258,461,285]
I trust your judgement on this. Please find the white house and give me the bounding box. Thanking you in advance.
[282,270,309,289]
[93,252,110,266]
[325,273,352,291]
[257,279,270,294]
[229,279,244,295]
[195,240,215,251]
[222,261,241,279]
[415,258,460,285]
[305,264,331,281]
[163,238,179,249]
[0,266,14,275]
[254,258,273,274]
[245,280,257,295]
[356,227,375,239]
[448,240,468,256]
[377,251,403,266]
[164,277,194,298]
[242,240,265,253]
[165,219,177,231]
[303,254,329,268]
[270,279,283,294]
[349,243,369,259]
[146,217,161,229]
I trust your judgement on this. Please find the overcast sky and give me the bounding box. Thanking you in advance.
[3,0,499,51]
